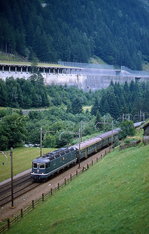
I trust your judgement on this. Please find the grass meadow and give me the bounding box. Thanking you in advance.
[0,59,65,68]
[5,144,149,234]
[0,147,52,182]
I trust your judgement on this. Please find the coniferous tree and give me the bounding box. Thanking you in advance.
[0,79,7,106]
[71,97,83,114]
[0,0,149,68]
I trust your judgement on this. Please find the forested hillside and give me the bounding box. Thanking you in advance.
[92,81,149,119]
[0,77,149,150]
[0,0,149,69]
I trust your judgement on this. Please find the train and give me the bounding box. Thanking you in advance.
[31,122,143,181]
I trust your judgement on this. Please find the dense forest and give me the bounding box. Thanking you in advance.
[0,75,93,109]
[0,77,149,150]
[92,81,149,119]
[0,74,49,108]
[1,76,149,116]
[0,0,149,69]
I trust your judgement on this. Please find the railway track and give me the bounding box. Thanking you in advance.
[0,146,112,208]
[0,173,39,207]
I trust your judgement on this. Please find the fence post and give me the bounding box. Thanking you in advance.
[51,188,53,195]
[32,200,34,209]
[70,174,72,181]
[58,183,60,190]
[65,178,67,185]
[42,193,44,201]
[87,164,89,169]
[92,160,94,166]
[76,170,78,176]
[21,209,23,218]
[7,218,10,229]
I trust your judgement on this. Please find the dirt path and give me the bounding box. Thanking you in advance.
[0,147,112,221]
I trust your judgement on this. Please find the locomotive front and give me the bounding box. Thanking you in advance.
[31,157,49,181]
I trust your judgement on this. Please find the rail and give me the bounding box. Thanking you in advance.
[0,147,112,233]
[0,174,39,207]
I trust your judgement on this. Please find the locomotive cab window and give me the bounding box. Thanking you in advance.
[39,164,45,169]
[33,163,37,169]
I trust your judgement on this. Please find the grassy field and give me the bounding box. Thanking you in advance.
[0,52,63,68]
[5,143,149,234]
[0,60,65,67]
[82,105,92,112]
[0,147,53,182]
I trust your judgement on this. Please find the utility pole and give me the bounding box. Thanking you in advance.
[111,120,114,145]
[78,128,81,168]
[59,126,82,168]
[40,128,56,157]
[80,121,83,142]
[143,112,145,121]
[10,147,14,208]
[140,110,142,121]
[40,127,43,157]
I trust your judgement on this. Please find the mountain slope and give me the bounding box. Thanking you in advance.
[0,0,149,69]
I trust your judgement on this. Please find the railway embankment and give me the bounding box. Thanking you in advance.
[1,143,148,233]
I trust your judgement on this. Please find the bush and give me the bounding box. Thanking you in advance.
[120,120,135,138]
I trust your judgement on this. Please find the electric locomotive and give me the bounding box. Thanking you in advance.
[31,147,77,181]
[31,128,121,181]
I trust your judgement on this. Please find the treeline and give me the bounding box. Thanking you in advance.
[92,81,149,119]
[0,107,96,150]
[46,85,94,114]
[0,0,149,69]
[0,75,49,108]
[0,76,93,110]
[1,76,149,119]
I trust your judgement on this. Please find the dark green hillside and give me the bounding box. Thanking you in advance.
[6,145,149,233]
[92,81,149,119]
[0,0,149,69]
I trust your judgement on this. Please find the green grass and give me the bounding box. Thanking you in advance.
[0,60,62,67]
[82,105,92,112]
[0,52,27,62]
[0,147,53,182]
[123,128,143,144]
[0,107,9,110]
[0,52,61,67]
[6,144,149,234]
[89,56,107,64]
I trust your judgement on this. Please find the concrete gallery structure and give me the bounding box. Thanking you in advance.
[0,61,149,91]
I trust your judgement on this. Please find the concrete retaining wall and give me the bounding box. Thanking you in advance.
[0,63,149,90]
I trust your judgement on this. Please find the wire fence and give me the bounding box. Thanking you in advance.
[121,66,149,76]
[58,61,115,70]
[0,148,111,233]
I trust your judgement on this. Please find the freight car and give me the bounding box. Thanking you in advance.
[31,122,143,181]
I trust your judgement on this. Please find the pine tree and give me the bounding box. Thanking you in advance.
[0,79,7,106]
